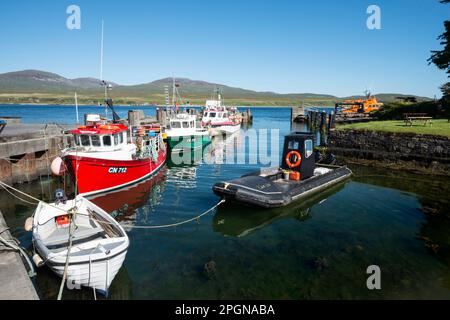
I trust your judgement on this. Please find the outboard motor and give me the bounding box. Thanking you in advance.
[281,132,315,180]
[54,188,67,205]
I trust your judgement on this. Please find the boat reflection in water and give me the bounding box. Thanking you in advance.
[165,145,213,209]
[205,131,242,165]
[213,182,346,237]
[88,168,167,230]
[166,165,198,189]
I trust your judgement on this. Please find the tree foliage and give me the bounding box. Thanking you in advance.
[429,21,450,76]
[428,0,450,106]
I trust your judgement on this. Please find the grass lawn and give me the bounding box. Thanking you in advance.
[337,119,450,137]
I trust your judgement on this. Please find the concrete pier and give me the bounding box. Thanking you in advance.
[0,123,72,184]
[0,210,39,300]
[291,105,306,122]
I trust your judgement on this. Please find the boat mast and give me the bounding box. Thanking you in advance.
[100,20,108,119]
[100,20,104,82]
[172,77,176,107]
[75,92,79,124]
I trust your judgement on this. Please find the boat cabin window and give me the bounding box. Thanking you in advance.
[114,134,119,145]
[80,135,91,147]
[182,121,189,128]
[209,112,216,118]
[305,139,313,158]
[74,135,81,146]
[119,132,124,144]
[190,121,194,127]
[171,121,181,129]
[91,135,101,147]
[103,135,112,146]
[288,141,299,150]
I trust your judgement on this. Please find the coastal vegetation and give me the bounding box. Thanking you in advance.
[372,101,449,120]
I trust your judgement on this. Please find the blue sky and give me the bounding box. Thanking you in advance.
[0,0,448,97]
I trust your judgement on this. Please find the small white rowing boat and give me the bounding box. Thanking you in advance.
[32,195,129,296]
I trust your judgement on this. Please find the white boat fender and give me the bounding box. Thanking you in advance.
[24,217,33,232]
[51,157,66,176]
[32,253,45,268]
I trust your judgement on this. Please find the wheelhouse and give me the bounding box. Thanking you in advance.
[70,124,129,151]
[169,119,195,130]
[167,113,198,131]
[203,110,229,120]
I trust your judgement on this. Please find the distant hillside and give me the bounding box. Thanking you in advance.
[0,70,117,93]
[0,70,432,105]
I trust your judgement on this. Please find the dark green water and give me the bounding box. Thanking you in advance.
[1,107,450,299]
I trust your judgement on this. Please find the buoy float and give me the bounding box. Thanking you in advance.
[32,253,45,268]
[50,157,66,176]
[24,217,33,232]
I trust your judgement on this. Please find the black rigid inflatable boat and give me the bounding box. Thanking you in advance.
[213,132,352,208]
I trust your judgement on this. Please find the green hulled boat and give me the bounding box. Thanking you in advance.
[165,113,212,152]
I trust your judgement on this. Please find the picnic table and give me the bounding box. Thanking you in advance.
[403,113,433,127]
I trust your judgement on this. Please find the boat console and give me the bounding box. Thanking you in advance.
[281,132,315,180]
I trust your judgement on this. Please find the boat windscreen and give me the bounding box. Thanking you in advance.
[288,141,299,150]
[103,135,112,146]
[80,135,90,147]
[91,135,101,147]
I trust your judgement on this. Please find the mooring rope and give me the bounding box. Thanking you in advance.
[0,180,225,230]
[0,183,38,205]
[0,235,36,277]
[113,199,225,229]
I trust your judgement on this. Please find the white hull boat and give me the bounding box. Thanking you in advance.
[202,90,242,136]
[32,195,129,296]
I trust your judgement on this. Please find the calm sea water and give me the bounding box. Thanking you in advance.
[1,105,450,299]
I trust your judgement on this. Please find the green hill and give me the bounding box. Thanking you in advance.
[0,70,432,106]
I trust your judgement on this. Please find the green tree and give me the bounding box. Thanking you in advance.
[428,0,450,105]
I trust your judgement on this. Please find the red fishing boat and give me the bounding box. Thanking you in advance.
[61,111,167,197]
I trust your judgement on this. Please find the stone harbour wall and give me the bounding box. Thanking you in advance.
[328,129,450,174]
